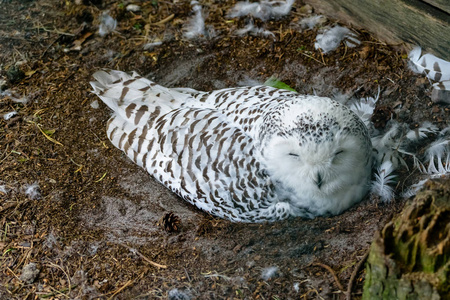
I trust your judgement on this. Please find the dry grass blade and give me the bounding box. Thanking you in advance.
[134,249,168,269]
[35,123,64,146]
[298,51,326,65]
[94,172,107,183]
[107,272,145,300]
[45,262,72,298]
[121,244,168,269]
[38,284,78,299]
[152,14,175,25]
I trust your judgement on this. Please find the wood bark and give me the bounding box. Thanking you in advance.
[363,179,450,299]
[303,0,450,60]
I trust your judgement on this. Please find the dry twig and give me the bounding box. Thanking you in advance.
[346,250,370,300]
[311,262,344,291]
[122,245,168,269]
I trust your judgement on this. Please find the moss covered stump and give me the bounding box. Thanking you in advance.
[363,179,450,300]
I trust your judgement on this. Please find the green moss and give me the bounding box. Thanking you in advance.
[363,179,450,300]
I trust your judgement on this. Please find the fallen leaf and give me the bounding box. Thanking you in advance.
[70,32,93,51]
[25,70,37,77]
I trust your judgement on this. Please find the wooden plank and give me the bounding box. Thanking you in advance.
[422,0,450,14]
[304,0,450,60]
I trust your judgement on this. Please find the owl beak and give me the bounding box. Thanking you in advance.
[315,172,323,189]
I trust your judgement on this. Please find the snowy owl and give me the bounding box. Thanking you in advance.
[91,70,373,223]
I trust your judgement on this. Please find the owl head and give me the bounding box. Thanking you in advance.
[260,96,373,217]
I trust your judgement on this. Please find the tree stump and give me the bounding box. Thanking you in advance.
[363,179,450,299]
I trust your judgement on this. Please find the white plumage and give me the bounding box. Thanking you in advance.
[91,70,373,222]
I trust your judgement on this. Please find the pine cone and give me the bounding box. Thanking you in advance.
[159,212,181,233]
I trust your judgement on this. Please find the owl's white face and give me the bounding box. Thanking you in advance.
[264,133,372,216]
[260,99,373,217]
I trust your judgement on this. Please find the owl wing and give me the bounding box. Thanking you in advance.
[105,102,291,222]
[90,70,197,121]
[91,70,298,139]
[91,71,295,222]
[185,86,300,138]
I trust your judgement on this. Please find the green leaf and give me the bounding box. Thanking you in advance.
[42,128,55,136]
[264,77,297,92]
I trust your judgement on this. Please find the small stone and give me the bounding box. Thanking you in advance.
[431,88,450,104]
[20,263,40,284]
[126,4,141,12]
[432,105,440,113]
[18,241,31,248]
[6,66,25,84]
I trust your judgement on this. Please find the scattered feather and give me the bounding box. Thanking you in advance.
[405,130,450,197]
[349,98,375,125]
[143,41,163,50]
[11,95,29,104]
[90,100,99,109]
[425,136,449,160]
[422,137,450,175]
[314,25,360,54]
[261,266,280,281]
[402,179,429,198]
[299,15,326,30]
[23,182,41,200]
[371,121,408,169]
[348,87,380,127]
[405,121,438,141]
[183,1,215,40]
[168,288,191,300]
[237,76,263,87]
[408,46,450,82]
[293,282,300,292]
[228,0,295,21]
[0,89,12,97]
[371,161,396,202]
[0,89,29,103]
[98,12,117,37]
[3,111,17,120]
[235,22,275,38]
[183,1,205,39]
[331,91,351,104]
[0,185,9,195]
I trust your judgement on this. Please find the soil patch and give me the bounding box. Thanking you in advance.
[1,0,447,299]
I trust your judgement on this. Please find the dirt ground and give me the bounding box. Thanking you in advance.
[1,0,448,299]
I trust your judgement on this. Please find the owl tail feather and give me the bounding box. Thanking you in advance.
[90,70,194,127]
